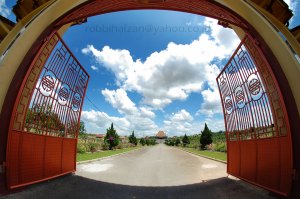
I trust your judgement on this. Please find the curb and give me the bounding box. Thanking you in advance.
[178,148,227,164]
[76,147,144,165]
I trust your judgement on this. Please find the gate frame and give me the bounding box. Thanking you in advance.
[0,0,299,197]
[5,31,89,189]
[217,34,293,196]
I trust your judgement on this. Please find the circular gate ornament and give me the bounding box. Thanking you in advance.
[72,93,81,111]
[234,86,245,109]
[58,84,70,106]
[224,95,233,114]
[40,72,56,96]
[247,74,263,100]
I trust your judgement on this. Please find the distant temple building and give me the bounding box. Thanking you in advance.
[156,131,167,139]
[95,134,105,140]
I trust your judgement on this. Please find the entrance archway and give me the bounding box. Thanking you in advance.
[0,0,299,198]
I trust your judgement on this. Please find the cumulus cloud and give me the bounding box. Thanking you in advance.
[170,109,194,122]
[81,17,240,135]
[283,0,298,23]
[82,17,240,113]
[140,107,155,118]
[102,88,138,115]
[197,88,222,117]
[163,109,194,136]
[163,109,225,136]
[91,65,99,71]
[81,109,158,136]
[283,0,297,11]
[204,18,240,52]
[0,0,10,18]
[86,88,158,136]
[81,110,131,133]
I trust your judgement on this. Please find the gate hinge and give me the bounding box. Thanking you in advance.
[292,169,299,180]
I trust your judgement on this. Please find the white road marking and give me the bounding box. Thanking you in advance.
[202,164,218,169]
[80,163,113,172]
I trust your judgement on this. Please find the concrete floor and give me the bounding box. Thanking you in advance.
[1,144,277,199]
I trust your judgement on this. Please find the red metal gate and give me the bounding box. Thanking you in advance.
[217,35,293,196]
[5,32,89,189]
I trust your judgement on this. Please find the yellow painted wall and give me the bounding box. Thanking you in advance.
[0,0,299,118]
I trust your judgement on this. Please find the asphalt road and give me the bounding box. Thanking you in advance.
[1,144,276,199]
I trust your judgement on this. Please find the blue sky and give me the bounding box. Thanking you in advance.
[1,0,299,137]
[64,11,237,137]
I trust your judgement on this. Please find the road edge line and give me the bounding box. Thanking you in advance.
[76,147,144,165]
[177,147,227,164]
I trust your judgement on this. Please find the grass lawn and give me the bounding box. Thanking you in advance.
[77,147,141,162]
[180,147,227,162]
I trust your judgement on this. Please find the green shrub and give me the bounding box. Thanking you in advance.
[145,139,157,146]
[182,134,190,147]
[214,142,227,152]
[101,142,109,150]
[140,138,146,146]
[200,123,213,149]
[104,123,120,150]
[129,131,138,146]
[115,143,124,149]
[89,143,97,153]
[77,143,87,154]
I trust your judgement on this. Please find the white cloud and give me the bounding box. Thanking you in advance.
[91,65,99,71]
[163,109,225,137]
[93,88,158,136]
[82,45,134,81]
[204,18,240,52]
[82,17,240,113]
[81,110,131,134]
[0,0,10,18]
[197,88,222,117]
[162,109,195,136]
[81,17,238,135]
[202,118,225,132]
[81,109,158,136]
[171,109,193,122]
[283,0,298,23]
[102,88,138,115]
[283,0,297,10]
[140,107,155,118]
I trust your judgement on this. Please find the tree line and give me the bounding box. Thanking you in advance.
[78,122,157,153]
[164,123,226,152]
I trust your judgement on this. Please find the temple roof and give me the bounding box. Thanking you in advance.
[156,131,167,138]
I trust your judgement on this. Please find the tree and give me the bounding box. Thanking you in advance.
[79,121,86,135]
[175,138,181,146]
[146,138,150,146]
[104,123,120,150]
[140,138,146,146]
[182,134,190,147]
[129,131,138,146]
[200,123,213,150]
[25,103,65,136]
[79,121,88,143]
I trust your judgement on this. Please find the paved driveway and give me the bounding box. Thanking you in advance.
[1,144,276,199]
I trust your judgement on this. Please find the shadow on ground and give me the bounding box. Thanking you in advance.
[0,174,276,199]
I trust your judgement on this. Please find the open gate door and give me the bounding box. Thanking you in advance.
[6,32,89,189]
[217,35,293,196]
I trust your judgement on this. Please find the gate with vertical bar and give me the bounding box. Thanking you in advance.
[217,35,293,196]
[5,32,89,189]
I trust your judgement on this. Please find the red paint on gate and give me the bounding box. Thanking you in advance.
[217,35,292,196]
[5,33,89,189]
[56,0,247,29]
